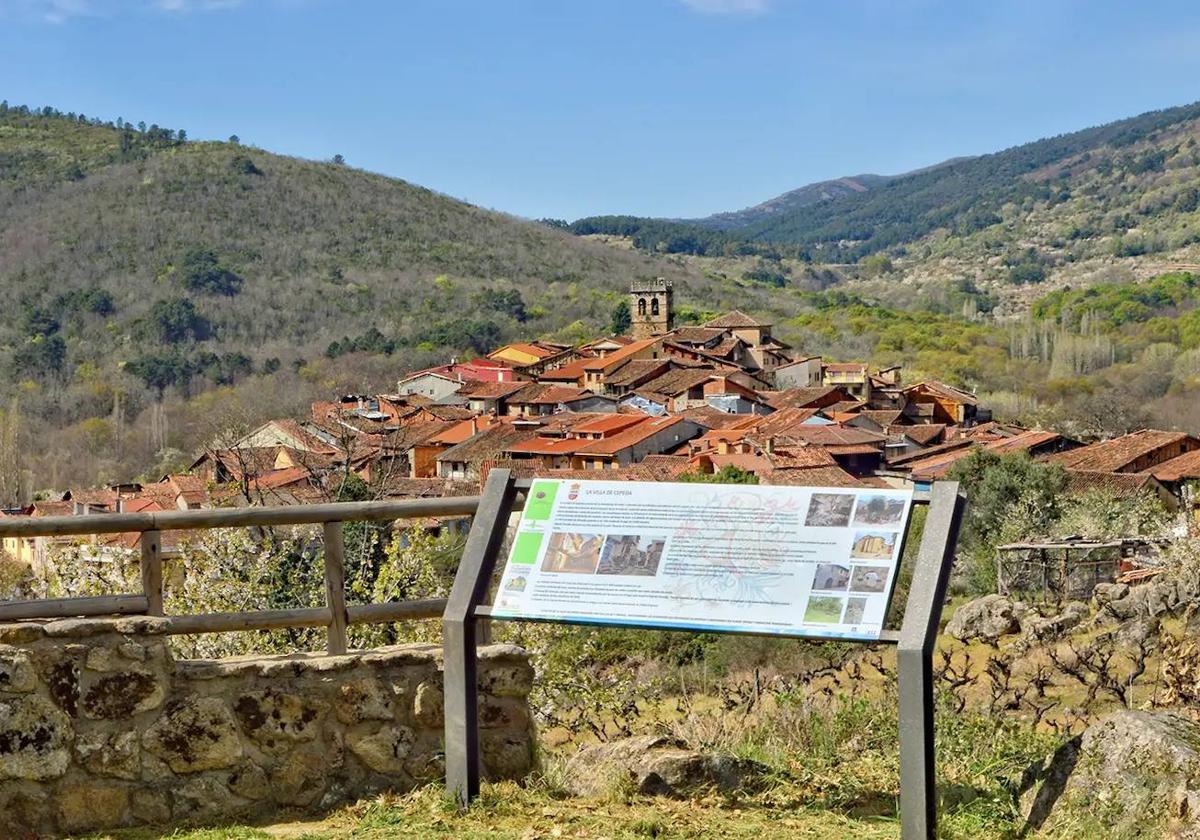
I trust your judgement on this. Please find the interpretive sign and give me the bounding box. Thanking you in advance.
[489,479,914,640]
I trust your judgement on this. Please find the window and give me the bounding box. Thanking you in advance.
[637,298,647,316]
[651,298,660,316]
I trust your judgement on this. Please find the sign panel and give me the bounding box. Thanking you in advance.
[491,479,914,640]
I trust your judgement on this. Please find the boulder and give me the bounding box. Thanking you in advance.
[56,782,130,833]
[0,648,37,694]
[1021,711,1200,833]
[0,694,72,781]
[1092,582,1129,606]
[75,730,141,780]
[347,723,415,775]
[143,696,243,773]
[1103,582,1176,622]
[564,735,764,798]
[946,595,1029,642]
[232,689,326,752]
[1023,601,1090,642]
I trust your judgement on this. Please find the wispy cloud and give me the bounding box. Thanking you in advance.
[8,0,246,23]
[678,0,771,15]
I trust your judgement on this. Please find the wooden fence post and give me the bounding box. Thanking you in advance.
[323,522,349,655]
[140,530,163,616]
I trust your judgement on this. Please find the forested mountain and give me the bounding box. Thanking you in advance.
[687,174,891,231]
[571,101,1200,266]
[0,103,801,488]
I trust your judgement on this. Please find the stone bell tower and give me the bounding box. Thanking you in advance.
[629,278,673,339]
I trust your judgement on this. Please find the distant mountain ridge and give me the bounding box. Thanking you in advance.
[686,174,891,231]
[570,100,1200,263]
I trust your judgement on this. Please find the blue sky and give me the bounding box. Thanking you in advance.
[4,0,1200,220]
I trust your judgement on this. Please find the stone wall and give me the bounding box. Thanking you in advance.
[0,617,535,836]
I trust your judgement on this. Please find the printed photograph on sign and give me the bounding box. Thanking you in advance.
[811,563,850,591]
[850,565,891,594]
[597,535,665,576]
[850,531,898,560]
[504,576,528,592]
[804,493,855,527]
[853,494,907,527]
[541,532,603,574]
[804,595,845,624]
[843,596,868,624]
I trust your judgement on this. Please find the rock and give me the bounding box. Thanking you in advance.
[1021,711,1200,833]
[229,761,270,800]
[335,678,392,725]
[1023,601,1090,642]
[274,742,332,806]
[413,681,444,728]
[130,788,171,824]
[43,657,79,717]
[0,648,37,693]
[143,696,243,773]
[479,695,529,730]
[482,731,534,780]
[0,788,47,835]
[0,694,72,780]
[173,775,242,822]
[56,782,129,833]
[76,730,141,780]
[563,735,762,797]
[1104,582,1175,622]
[946,595,1028,642]
[0,624,44,645]
[1092,582,1129,605]
[477,652,535,698]
[1116,616,1160,648]
[348,723,415,774]
[80,667,165,719]
[233,689,326,751]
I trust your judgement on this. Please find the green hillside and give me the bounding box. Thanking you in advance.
[0,104,828,489]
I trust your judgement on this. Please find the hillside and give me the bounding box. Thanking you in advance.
[571,101,1200,294]
[0,104,813,488]
[686,173,891,231]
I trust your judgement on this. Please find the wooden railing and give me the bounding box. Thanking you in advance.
[0,496,507,654]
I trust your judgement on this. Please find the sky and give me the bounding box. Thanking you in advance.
[3,0,1200,220]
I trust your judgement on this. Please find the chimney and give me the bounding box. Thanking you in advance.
[718,439,730,455]
[765,437,775,455]
[470,417,479,435]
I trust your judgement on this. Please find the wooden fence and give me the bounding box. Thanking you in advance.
[0,495,511,653]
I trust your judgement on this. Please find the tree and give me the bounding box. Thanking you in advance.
[228,134,240,144]
[143,297,209,344]
[610,300,631,335]
[332,154,346,165]
[475,288,527,322]
[11,334,66,380]
[946,450,1067,592]
[179,248,243,296]
[678,466,758,484]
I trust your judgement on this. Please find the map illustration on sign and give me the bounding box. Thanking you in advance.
[491,480,915,640]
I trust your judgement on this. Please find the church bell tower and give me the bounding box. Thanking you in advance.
[629,278,673,339]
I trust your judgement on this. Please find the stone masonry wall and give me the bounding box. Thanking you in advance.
[0,617,535,836]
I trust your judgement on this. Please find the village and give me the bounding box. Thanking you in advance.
[4,278,1199,574]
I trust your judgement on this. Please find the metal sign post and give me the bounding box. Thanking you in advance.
[443,470,964,840]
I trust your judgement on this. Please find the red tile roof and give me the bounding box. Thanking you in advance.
[569,414,648,436]
[704,310,770,328]
[575,415,691,456]
[1148,449,1200,482]
[1043,430,1197,473]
